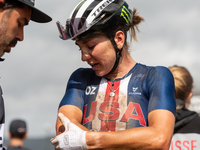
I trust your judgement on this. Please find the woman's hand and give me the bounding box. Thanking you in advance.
[50,113,88,150]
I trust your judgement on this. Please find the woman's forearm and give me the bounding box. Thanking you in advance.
[86,127,170,150]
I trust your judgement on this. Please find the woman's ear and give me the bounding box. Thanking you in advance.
[114,30,125,49]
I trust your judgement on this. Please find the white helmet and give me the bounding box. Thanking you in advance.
[56,0,132,40]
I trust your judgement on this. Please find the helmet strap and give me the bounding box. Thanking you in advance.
[108,38,123,74]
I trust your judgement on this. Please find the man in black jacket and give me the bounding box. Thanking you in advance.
[0,0,51,149]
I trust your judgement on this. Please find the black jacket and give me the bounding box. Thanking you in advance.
[174,99,200,134]
[170,99,200,150]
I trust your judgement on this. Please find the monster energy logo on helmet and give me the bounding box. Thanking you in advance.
[120,5,132,25]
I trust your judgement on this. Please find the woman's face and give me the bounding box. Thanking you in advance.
[76,34,116,77]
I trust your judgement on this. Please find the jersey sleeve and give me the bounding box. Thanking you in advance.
[59,68,87,111]
[147,66,176,115]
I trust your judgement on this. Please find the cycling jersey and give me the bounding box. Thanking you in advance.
[59,63,176,131]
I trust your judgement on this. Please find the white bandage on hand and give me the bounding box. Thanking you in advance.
[50,113,87,150]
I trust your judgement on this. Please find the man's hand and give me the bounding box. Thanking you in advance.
[50,113,87,150]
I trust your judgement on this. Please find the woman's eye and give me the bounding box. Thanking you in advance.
[88,45,95,49]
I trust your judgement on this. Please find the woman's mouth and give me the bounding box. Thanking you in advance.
[90,63,99,70]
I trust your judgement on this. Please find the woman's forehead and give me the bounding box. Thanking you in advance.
[75,37,92,45]
[76,34,105,44]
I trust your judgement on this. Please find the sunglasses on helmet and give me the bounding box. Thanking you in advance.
[56,18,88,40]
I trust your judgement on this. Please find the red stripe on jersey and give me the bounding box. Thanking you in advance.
[82,101,97,125]
[99,80,120,131]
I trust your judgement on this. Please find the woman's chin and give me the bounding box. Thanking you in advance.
[94,70,106,77]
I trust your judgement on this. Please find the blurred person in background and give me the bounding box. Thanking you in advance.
[7,119,30,150]
[169,65,200,150]
[0,0,51,149]
[51,0,176,149]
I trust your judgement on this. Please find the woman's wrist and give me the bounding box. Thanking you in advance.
[86,131,105,149]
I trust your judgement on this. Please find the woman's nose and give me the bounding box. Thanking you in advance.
[81,48,91,61]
